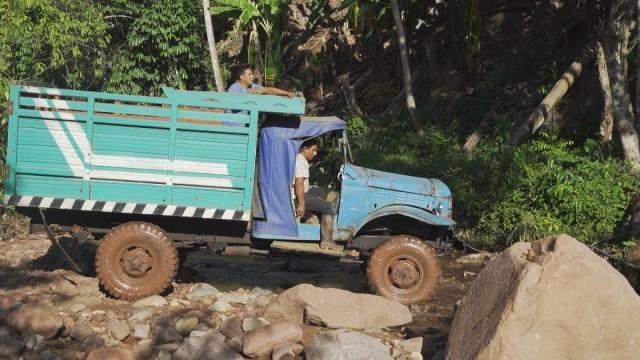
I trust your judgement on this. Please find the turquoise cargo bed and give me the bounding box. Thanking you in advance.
[3,85,304,221]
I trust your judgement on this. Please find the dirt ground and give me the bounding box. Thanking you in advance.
[0,214,484,359]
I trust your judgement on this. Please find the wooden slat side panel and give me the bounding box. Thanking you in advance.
[91,181,166,204]
[16,174,83,199]
[173,186,244,209]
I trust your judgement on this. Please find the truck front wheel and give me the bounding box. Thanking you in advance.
[96,222,178,301]
[367,235,440,305]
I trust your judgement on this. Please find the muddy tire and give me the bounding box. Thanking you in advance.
[96,222,178,301]
[367,235,440,305]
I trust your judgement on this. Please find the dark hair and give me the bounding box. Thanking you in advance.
[300,138,318,150]
[234,64,253,80]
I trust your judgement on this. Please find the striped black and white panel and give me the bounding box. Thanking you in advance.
[2,195,250,221]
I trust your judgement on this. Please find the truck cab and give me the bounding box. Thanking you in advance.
[3,85,454,304]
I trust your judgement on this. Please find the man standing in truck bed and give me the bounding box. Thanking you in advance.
[228,65,295,98]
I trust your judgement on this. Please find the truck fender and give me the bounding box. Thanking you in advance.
[352,205,455,235]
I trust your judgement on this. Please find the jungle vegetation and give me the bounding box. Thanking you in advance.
[2,0,640,252]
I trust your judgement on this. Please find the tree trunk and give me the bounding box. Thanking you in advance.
[604,0,640,173]
[390,0,423,135]
[510,45,594,145]
[251,21,265,84]
[463,110,497,154]
[596,42,614,141]
[203,0,225,92]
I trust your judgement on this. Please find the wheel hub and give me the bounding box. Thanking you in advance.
[389,259,420,289]
[121,247,152,277]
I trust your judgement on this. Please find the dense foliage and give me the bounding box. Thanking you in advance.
[1,0,639,249]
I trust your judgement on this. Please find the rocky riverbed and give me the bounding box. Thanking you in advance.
[0,228,485,360]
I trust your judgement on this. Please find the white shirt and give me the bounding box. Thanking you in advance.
[292,153,310,199]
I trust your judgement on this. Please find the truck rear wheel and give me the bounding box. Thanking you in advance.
[367,235,440,305]
[96,222,178,301]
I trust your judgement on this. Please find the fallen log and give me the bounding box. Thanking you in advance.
[510,44,595,145]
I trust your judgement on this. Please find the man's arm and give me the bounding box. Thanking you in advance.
[295,177,306,217]
[250,86,295,98]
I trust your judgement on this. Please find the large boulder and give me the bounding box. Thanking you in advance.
[263,284,411,330]
[173,330,245,360]
[7,303,63,339]
[446,234,640,360]
[305,330,393,360]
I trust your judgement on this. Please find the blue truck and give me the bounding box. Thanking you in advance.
[3,84,455,304]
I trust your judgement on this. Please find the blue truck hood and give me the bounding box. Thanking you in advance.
[347,164,451,197]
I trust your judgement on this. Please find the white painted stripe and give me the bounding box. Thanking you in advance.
[122,203,136,213]
[91,170,166,184]
[163,205,177,216]
[222,210,235,220]
[103,202,116,212]
[39,111,77,121]
[93,155,168,171]
[203,209,216,218]
[32,98,79,110]
[17,196,33,207]
[183,207,196,217]
[241,212,250,221]
[81,200,96,211]
[61,199,75,209]
[174,160,229,176]
[65,122,91,156]
[40,198,54,208]
[23,86,62,96]
[44,120,84,177]
[173,176,234,188]
[142,204,156,215]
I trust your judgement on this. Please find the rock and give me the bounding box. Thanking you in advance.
[154,351,172,360]
[69,303,87,313]
[227,336,243,352]
[0,333,24,358]
[174,330,245,360]
[23,332,45,351]
[8,303,63,339]
[185,283,221,304]
[156,327,183,344]
[305,330,393,360]
[241,317,270,332]
[397,337,423,354]
[455,252,494,264]
[133,338,154,359]
[264,284,412,330]
[175,316,199,336]
[108,319,130,341]
[220,316,243,339]
[446,234,640,360]
[242,321,302,358]
[86,346,135,360]
[0,295,20,310]
[60,315,75,338]
[209,300,233,313]
[40,349,62,360]
[217,293,255,305]
[272,342,303,360]
[129,309,153,324]
[133,295,167,308]
[134,324,151,339]
[154,343,181,352]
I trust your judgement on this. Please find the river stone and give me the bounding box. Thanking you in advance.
[446,234,640,360]
[133,295,167,308]
[154,351,172,360]
[220,316,243,339]
[134,324,151,339]
[305,330,393,360]
[156,327,183,344]
[185,283,221,304]
[264,284,412,330]
[242,321,302,358]
[8,303,63,339]
[70,323,95,343]
[108,319,130,341]
[173,330,246,360]
[397,337,423,354]
[209,300,233,313]
[0,333,24,358]
[23,332,45,351]
[69,303,87,313]
[272,342,304,360]
[129,309,153,324]
[217,293,255,305]
[241,317,270,332]
[175,316,199,336]
[86,346,135,360]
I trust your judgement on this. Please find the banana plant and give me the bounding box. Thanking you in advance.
[211,0,288,85]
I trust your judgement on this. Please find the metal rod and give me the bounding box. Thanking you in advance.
[38,208,83,273]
